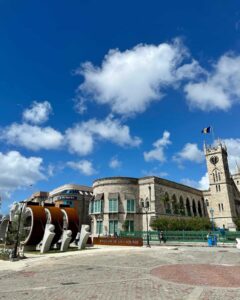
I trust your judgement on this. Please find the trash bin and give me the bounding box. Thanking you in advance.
[208,236,213,246]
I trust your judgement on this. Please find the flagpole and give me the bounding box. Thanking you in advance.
[211,125,215,145]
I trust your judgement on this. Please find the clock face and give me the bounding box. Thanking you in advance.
[210,156,219,165]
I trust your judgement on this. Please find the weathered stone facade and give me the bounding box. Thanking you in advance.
[90,142,240,235]
[204,143,240,229]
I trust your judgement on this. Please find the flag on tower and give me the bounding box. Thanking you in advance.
[201,126,211,134]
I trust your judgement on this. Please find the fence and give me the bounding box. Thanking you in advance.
[119,230,240,243]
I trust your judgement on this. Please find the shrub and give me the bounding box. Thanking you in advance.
[234,218,240,230]
[151,216,212,231]
[0,248,11,261]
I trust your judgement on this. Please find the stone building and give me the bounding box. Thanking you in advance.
[89,142,240,235]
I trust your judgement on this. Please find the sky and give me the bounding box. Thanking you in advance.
[1,0,240,214]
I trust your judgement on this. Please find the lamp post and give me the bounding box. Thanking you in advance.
[12,201,24,259]
[141,197,150,248]
[209,207,214,232]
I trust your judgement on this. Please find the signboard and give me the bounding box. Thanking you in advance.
[93,236,143,247]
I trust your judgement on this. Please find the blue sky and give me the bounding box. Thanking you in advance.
[1,0,240,214]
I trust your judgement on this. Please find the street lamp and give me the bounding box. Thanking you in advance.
[209,207,214,232]
[141,197,150,248]
[12,201,25,259]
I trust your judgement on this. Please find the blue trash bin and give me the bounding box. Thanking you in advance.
[208,237,213,246]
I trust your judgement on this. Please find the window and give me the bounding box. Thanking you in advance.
[213,173,216,182]
[109,220,118,235]
[218,184,221,192]
[127,199,135,213]
[125,220,134,232]
[96,220,103,234]
[93,200,103,213]
[218,173,221,181]
[89,201,94,214]
[216,185,218,192]
[109,198,118,212]
[221,203,224,211]
[218,203,221,211]
[205,199,209,207]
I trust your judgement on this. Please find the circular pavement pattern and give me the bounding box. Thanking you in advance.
[151,264,240,288]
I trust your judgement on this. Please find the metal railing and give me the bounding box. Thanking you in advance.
[119,230,240,243]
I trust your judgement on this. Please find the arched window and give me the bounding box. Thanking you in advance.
[186,198,191,216]
[164,193,171,214]
[192,199,197,216]
[179,196,185,216]
[172,194,179,215]
[198,200,202,217]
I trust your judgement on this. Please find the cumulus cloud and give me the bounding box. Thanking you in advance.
[77,40,202,116]
[109,157,121,169]
[67,160,96,176]
[1,123,64,151]
[181,172,209,191]
[23,101,52,124]
[65,115,141,156]
[0,151,45,195]
[221,138,240,173]
[173,143,204,165]
[144,131,171,162]
[185,53,240,111]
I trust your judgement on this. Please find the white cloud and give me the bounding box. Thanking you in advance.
[1,123,64,151]
[65,115,141,156]
[77,40,202,116]
[67,160,96,176]
[0,151,45,195]
[109,157,121,169]
[144,131,171,162]
[181,172,209,191]
[198,173,209,190]
[185,53,240,111]
[65,126,93,156]
[173,143,204,164]
[74,96,87,114]
[221,139,240,173]
[23,101,52,124]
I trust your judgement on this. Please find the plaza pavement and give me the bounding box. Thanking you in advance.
[0,245,240,300]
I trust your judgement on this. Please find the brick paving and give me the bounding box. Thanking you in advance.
[151,264,240,287]
[0,246,240,299]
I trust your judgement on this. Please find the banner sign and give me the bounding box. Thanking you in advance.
[93,236,143,247]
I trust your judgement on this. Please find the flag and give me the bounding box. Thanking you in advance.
[201,126,211,134]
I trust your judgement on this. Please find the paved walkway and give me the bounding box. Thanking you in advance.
[0,246,240,299]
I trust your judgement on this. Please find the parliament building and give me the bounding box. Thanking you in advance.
[89,142,240,235]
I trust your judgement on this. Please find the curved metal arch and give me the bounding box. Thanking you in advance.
[45,207,63,245]
[22,206,47,246]
[61,207,79,243]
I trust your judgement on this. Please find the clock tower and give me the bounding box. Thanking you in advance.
[204,142,237,229]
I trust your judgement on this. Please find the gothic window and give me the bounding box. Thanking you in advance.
[216,185,218,192]
[218,173,221,181]
[192,200,197,216]
[221,203,224,211]
[218,203,221,211]
[213,173,216,182]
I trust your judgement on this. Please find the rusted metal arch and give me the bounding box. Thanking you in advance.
[61,207,79,243]
[45,207,63,245]
[22,205,47,246]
